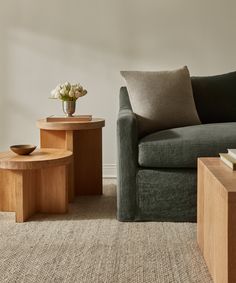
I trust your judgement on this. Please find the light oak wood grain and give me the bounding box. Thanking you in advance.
[0,170,16,211]
[40,130,75,201]
[37,118,105,131]
[197,158,236,283]
[197,160,204,252]
[65,131,75,201]
[38,118,105,198]
[0,149,72,222]
[0,149,72,170]
[38,165,68,213]
[40,130,66,149]
[15,170,38,222]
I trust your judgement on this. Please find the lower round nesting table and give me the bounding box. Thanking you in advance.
[0,148,72,222]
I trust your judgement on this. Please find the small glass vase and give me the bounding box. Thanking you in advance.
[62,100,76,117]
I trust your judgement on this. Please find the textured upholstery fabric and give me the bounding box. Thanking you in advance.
[117,78,236,222]
[136,169,196,222]
[139,122,236,168]
[117,87,138,221]
[121,67,200,136]
[191,71,236,123]
[117,87,198,222]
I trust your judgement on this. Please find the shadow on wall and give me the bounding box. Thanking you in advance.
[1,0,219,65]
[2,0,137,61]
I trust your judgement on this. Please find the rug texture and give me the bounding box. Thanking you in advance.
[0,180,212,283]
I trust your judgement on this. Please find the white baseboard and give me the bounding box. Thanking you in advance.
[103,164,117,178]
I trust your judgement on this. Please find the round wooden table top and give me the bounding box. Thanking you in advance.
[0,148,73,170]
[36,118,105,131]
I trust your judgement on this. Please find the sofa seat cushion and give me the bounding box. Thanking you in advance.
[138,122,236,168]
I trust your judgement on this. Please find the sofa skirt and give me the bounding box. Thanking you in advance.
[135,168,197,222]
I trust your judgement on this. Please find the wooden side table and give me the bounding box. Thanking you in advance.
[36,118,105,200]
[197,158,236,283]
[0,149,72,222]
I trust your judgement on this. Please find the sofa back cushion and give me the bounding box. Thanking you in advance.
[121,66,201,137]
[191,71,236,124]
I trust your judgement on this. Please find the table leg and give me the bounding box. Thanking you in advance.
[0,169,16,212]
[37,165,68,213]
[40,129,74,202]
[73,128,103,195]
[40,128,103,196]
[15,165,68,222]
[15,170,38,223]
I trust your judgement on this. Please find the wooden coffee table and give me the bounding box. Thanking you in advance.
[0,149,72,222]
[36,118,105,201]
[197,158,236,283]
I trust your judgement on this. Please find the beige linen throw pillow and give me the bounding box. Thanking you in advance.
[121,66,201,136]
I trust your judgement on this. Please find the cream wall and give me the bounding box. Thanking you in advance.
[0,0,236,176]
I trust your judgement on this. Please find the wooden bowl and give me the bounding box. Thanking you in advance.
[10,145,37,155]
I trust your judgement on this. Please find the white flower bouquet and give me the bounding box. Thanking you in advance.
[51,82,87,101]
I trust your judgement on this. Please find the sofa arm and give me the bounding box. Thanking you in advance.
[117,87,138,221]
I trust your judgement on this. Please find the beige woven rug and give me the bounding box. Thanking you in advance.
[0,180,212,283]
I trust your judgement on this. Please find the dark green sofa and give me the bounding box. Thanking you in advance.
[117,72,236,222]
